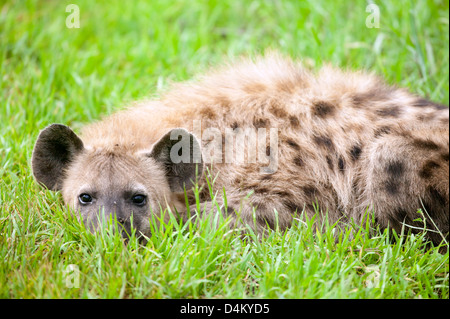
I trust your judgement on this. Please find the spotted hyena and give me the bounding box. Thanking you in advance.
[32,54,449,245]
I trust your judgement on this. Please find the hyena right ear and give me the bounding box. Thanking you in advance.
[31,124,84,191]
[149,128,203,193]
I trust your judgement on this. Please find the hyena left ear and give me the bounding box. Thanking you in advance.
[150,128,203,193]
[31,124,84,191]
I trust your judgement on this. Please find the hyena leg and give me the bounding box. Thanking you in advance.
[365,127,449,245]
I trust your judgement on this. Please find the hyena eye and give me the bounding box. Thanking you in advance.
[131,194,147,206]
[79,193,93,205]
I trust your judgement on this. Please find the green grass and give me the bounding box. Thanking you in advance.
[0,0,448,299]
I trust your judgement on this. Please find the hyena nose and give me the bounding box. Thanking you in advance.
[111,201,126,224]
[115,211,127,224]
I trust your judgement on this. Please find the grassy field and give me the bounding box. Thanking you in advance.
[0,0,448,299]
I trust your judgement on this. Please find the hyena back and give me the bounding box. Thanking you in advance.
[32,55,449,245]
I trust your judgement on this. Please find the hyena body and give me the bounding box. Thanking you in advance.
[32,55,449,244]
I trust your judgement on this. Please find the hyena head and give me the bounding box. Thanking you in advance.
[31,124,203,240]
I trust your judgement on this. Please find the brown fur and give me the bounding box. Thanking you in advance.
[32,54,449,244]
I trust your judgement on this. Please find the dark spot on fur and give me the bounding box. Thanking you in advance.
[422,186,448,220]
[351,89,391,107]
[231,122,239,129]
[286,138,300,150]
[351,94,366,107]
[415,114,425,121]
[416,113,436,122]
[199,186,211,202]
[259,215,276,229]
[284,201,302,214]
[313,101,335,118]
[351,92,376,107]
[412,98,431,108]
[240,184,257,194]
[376,105,401,118]
[260,174,272,181]
[302,186,317,198]
[269,103,288,118]
[432,103,447,110]
[253,117,269,128]
[427,186,447,206]
[254,187,269,194]
[394,209,408,223]
[383,161,405,194]
[338,157,345,172]
[305,204,317,214]
[293,155,304,167]
[289,116,300,127]
[275,191,291,197]
[387,209,419,234]
[374,126,391,138]
[386,161,405,178]
[419,161,440,179]
[441,153,449,162]
[384,179,399,195]
[226,206,235,216]
[421,201,434,219]
[326,156,334,171]
[349,144,362,161]
[200,107,217,119]
[411,138,440,151]
[412,98,448,110]
[266,146,271,156]
[313,134,335,151]
[398,130,413,140]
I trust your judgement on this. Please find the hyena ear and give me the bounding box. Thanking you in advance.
[150,128,203,193]
[31,124,84,191]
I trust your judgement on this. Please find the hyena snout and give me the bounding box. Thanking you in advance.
[84,205,136,239]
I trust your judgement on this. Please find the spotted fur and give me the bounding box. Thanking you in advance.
[32,54,449,245]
